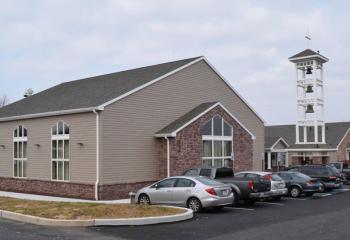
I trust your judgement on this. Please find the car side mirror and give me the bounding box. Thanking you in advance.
[154,184,159,189]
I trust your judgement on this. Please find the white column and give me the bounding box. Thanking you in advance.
[313,60,318,143]
[322,125,326,143]
[267,152,272,170]
[303,126,307,143]
[296,125,299,144]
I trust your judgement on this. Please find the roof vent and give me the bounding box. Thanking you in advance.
[24,88,34,98]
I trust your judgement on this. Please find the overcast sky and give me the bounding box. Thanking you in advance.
[1,0,349,125]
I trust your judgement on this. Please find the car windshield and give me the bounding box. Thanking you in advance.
[196,177,223,186]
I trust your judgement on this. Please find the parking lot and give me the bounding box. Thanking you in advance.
[0,186,349,240]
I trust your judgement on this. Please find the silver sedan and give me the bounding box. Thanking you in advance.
[136,176,233,212]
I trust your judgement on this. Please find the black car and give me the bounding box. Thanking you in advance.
[276,172,324,197]
[287,165,342,191]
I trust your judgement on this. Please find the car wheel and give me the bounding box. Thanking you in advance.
[232,189,240,206]
[187,197,202,213]
[290,186,301,198]
[243,199,257,206]
[138,194,151,205]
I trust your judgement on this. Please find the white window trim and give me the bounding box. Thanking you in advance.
[51,121,70,182]
[202,116,233,167]
[13,125,28,179]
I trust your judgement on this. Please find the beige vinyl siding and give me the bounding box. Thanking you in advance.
[101,60,264,184]
[0,112,96,184]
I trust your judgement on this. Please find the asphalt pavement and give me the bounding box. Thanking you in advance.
[1,187,350,240]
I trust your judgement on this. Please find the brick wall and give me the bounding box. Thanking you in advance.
[0,177,95,199]
[158,105,253,177]
[337,129,350,161]
[0,177,155,200]
[99,181,155,200]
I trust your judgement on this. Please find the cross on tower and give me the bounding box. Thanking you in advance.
[305,29,311,48]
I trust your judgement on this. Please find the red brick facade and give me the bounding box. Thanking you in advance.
[0,177,95,199]
[0,177,155,200]
[158,105,253,178]
[337,129,350,161]
[98,181,155,200]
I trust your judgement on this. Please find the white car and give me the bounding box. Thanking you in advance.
[135,176,234,212]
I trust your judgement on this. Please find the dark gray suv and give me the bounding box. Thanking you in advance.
[287,165,342,191]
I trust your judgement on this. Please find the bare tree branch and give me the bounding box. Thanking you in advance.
[0,94,9,107]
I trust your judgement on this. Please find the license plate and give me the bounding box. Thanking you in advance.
[222,190,229,196]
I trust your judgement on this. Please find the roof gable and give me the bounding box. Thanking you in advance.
[155,102,256,139]
[0,56,264,124]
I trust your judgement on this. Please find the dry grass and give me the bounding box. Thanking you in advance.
[0,197,185,220]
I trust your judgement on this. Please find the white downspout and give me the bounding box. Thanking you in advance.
[93,109,100,200]
[165,137,170,177]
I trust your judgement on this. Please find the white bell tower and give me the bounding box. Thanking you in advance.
[289,49,329,144]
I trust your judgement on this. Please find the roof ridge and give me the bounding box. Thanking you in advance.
[61,56,203,86]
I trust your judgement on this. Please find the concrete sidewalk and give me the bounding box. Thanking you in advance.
[0,191,130,204]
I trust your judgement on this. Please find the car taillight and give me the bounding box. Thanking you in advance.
[329,176,337,180]
[205,188,217,196]
[248,180,254,191]
[306,180,313,186]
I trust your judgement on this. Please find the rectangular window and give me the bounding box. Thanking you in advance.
[202,117,233,168]
[52,140,57,159]
[64,140,69,159]
[13,140,27,178]
[224,141,232,157]
[203,141,212,157]
[51,137,69,181]
[57,140,63,159]
[214,141,222,157]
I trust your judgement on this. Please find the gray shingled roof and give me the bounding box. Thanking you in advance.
[289,49,328,62]
[265,122,350,149]
[0,57,201,119]
[156,102,218,136]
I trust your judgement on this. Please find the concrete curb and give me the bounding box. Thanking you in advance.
[0,206,193,227]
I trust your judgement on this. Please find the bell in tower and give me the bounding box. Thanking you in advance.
[306,66,313,74]
[306,85,313,93]
[305,104,314,113]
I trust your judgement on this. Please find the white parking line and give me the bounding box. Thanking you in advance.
[283,197,308,201]
[256,202,284,206]
[318,193,332,197]
[229,207,255,211]
[334,189,350,192]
